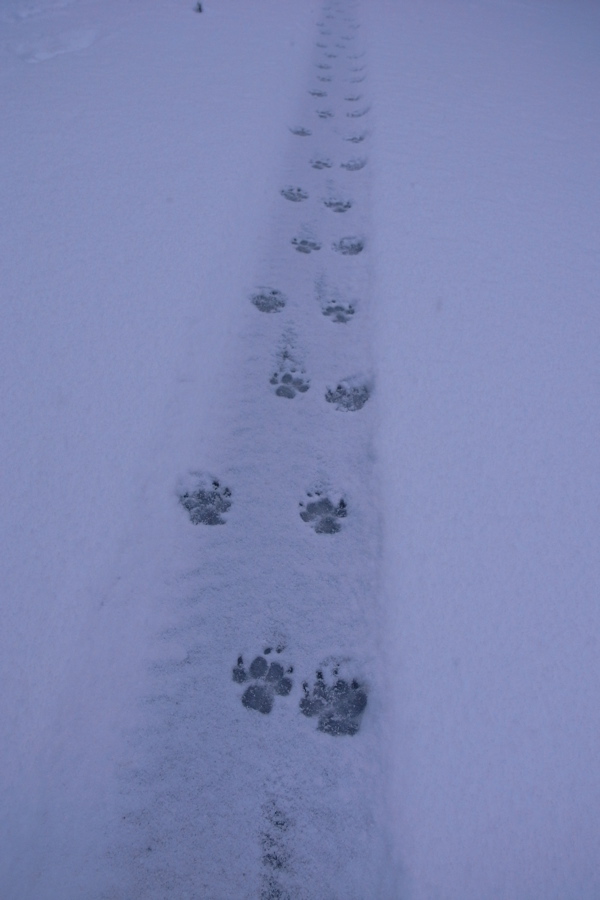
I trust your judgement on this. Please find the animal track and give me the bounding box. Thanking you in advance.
[251,288,287,313]
[325,376,370,410]
[345,94,363,102]
[324,196,352,213]
[345,132,367,143]
[179,474,232,525]
[347,106,370,118]
[340,157,367,171]
[309,89,327,97]
[333,235,364,255]
[310,156,333,170]
[260,800,293,900]
[300,665,368,736]
[281,186,308,202]
[289,126,312,136]
[316,109,334,119]
[350,75,366,84]
[317,63,331,70]
[271,343,310,399]
[317,76,332,83]
[323,301,355,323]
[291,235,321,254]
[299,489,347,534]
[233,647,293,715]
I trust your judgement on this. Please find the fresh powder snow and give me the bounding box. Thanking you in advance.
[1,0,599,898]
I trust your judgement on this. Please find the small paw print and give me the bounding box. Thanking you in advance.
[233,648,293,715]
[289,126,312,136]
[291,236,321,254]
[324,196,352,213]
[323,301,355,323]
[316,109,334,119]
[310,156,333,170]
[281,186,308,202]
[300,666,367,736]
[179,474,232,525]
[270,369,310,399]
[299,490,347,534]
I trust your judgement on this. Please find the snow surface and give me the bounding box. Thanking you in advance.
[1,0,599,897]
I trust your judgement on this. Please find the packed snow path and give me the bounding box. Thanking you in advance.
[2,0,600,898]
[103,3,392,898]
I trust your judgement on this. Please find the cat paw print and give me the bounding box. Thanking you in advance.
[281,186,308,202]
[233,648,293,715]
[316,109,334,119]
[299,489,347,534]
[324,195,352,213]
[252,287,286,313]
[323,301,355,323]
[300,665,368,736]
[291,235,321,254]
[270,369,310,399]
[310,156,333,170]
[289,125,312,136]
[179,473,232,525]
[309,89,327,97]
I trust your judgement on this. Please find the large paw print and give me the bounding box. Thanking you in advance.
[233,648,293,715]
[333,235,364,255]
[299,489,347,534]
[179,474,232,525]
[340,157,367,171]
[252,287,286,313]
[300,666,367,736]
[325,376,370,411]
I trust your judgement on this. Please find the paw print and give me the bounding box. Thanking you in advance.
[270,369,310,398]
[291,236,321,254]
[179,474,231,525]
[340,157,367,171]
[280,186,308,202]
[316,109,334,119]
[325,376,370,411]
[289,126,312,136]
[310,156,333,170]
[251,287,286,313]
[324,196,352,213]
[332,235,364,255]
[323,301,355,323]
[300,666,367,736]
[299,490,347,534]
[233,648,293,715]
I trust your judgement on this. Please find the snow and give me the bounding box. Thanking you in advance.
[1,0,599,897]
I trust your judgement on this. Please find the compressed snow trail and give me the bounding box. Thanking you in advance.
[100,3,395,899]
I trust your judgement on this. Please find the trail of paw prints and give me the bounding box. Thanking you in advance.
[300,662,368,736]
[251,287,287,313]
[270,341,310,399]
[325,375,371,411]
[299,488,347,534]
[233,647,293,715]
[178,472,232,525]
[260,800,294,900]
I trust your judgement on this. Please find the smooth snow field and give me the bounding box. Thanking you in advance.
[1,0,599,897]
